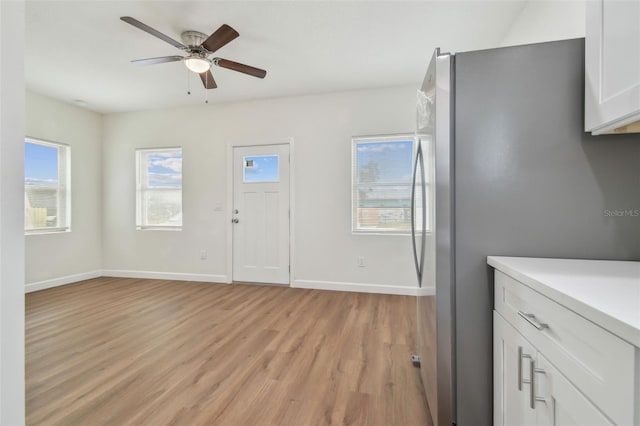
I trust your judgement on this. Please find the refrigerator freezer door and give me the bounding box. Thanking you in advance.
[415,49,454,426]
[416,50,438,425]
[433,50,454,426]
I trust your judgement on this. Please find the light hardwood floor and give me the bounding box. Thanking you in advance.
[26,277,432,425]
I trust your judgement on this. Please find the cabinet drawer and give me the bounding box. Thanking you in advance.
[494,270,635,426]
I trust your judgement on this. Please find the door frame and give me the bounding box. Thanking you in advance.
[225,138,295,285]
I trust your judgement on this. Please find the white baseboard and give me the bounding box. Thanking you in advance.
[102,269,229,284]
[26,270,103,293]
[417,286,436,296]
[292,279,418,296]
[26,271,414,295]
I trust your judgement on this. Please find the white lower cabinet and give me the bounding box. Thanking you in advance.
[535,353,612,426]
[490,257,640,426]
[494,312,612,426]
[494,312,536,426]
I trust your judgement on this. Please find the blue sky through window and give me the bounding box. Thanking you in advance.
[244,155,279,182]
[147,151,182,188]
[25,142,58,187]
[356,140,413,184]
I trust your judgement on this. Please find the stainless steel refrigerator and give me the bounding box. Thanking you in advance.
[410,38,640,426]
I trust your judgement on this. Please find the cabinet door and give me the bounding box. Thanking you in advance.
[585,0,640,133]
[534,353,612,426]
[494,312,537,426]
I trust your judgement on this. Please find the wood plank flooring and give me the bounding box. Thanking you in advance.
[26,278,432,425]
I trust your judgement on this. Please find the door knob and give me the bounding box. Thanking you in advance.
[232,218,239,223]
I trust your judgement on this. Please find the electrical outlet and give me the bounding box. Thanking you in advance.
[358,256,365,267]
[200,250,207,260]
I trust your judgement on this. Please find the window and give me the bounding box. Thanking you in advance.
[136,148,183,229]
[352,135,417,234]
[24,138,70,234]
[243,155,280,183]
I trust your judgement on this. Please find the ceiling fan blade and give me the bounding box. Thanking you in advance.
[120,16,186,50]
[201,24,239,53]
[199,70,218,89]
[131,56,184,66]
[214,58,267,78]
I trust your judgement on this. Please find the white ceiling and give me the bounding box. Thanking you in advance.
[26,1,530,113]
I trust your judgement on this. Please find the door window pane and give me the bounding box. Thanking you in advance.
[243,155,279,183]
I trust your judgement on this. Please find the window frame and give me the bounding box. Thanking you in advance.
[24,137,71,235]
[351,134,421,236]
[135,147,183,231]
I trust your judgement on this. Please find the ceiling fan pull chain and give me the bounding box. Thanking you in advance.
[186,69,191,95]
[205,72,210,104]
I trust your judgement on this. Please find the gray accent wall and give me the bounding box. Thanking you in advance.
[453,38,640,426]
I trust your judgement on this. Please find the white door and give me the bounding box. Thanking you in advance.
[232,144,290,284]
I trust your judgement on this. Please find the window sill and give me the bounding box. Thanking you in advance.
[352,231,411,237]
[136,227,182,231]
[25,228,70,236]
[352,230,433,237]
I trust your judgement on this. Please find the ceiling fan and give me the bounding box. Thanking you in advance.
[120,16,267,89]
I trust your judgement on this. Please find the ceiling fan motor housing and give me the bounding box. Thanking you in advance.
[181,31,209,49]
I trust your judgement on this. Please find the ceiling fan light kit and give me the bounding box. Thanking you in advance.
[120,16,266,90]
[184,56,210,74]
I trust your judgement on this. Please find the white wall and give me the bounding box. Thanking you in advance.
[500,0,585,47]
[103,86,419,294]
[25,92,103,291]
[0,1,25,423]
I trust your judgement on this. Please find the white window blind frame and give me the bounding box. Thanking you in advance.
[24,138,71,234]
[136,148,183,230]
[351,134,420,235]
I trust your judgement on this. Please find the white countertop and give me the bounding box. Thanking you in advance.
[487,256,640,347]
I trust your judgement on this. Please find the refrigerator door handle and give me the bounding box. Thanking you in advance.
[418,141,426,281]
[411,139,427,286]
[411,141,422,283]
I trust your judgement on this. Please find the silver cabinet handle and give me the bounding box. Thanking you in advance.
[232,218,239,223]
[518,346,531,391]
[530,361,547,409]
[518,311,549,331]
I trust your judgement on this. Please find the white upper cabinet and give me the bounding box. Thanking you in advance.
[585,0,640,134]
